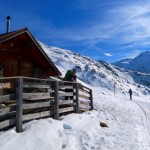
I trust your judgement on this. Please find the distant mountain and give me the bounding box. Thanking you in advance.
[112,51,150,73]
[38,41,150,96]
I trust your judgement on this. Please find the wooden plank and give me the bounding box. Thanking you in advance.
[79,100,89,105]
[15,77,23,133]
[0,104,16,115]
[0,94,16,103]
[59,85,73,89]
[23,83,51,89]
[59,107,74,113]
[23,96,54,101]
[79,105,89,110]
[59,91,73,97]
[59,100,73,105]
[79,90,90,97]
[79,97,90,102]
[90,90,94,110]
[79,88,90,94]
[22,110,54,121]
[0,111,16,121]
[79,94,90,99]
[0,118,16,130]
[79,84,91,92]
[79,108,89,112]
[54,81,59,119]
[23,93,50,99]
[74,83,79,113]
[23,101,54,110]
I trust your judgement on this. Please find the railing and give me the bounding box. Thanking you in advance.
[0,76,93,133]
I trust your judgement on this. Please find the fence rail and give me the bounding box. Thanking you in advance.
[0,76,93,133]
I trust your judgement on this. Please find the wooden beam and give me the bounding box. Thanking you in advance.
[15,76,23,133]
[23,101,54,110]
[54,81,59,119]
[23,83,51,89]
[90,89,94,110]
[59,91,73,97]
[0,118,16,130]
[0,104,16,116]
[0,94,16,103]
[59,107,74,113]
[22,110,54,121]
[74,83,79,113]
[59,100,73,105]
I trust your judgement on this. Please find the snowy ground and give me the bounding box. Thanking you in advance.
[0,86,150,150]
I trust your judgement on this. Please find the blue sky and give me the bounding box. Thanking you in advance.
[0,0,150,62]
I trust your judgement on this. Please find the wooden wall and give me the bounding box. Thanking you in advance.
[0,33,59,78]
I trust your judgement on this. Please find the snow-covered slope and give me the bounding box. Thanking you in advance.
[39,41,150,98]
[112,51,150,73]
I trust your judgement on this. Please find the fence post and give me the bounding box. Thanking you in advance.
[90,89,94,110]
[15,76,23,133]
[54,81,59,119]
[74,83,79,113]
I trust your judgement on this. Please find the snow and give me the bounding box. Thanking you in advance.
[112,51,150,73]
[0,87,150,150]
[0,42,150,150]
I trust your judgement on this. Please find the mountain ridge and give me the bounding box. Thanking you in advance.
[38,41,150,97]
[112,51,150,73]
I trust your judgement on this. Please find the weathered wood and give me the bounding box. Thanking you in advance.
[23,83,51,89]
[15,76,23,133]
[90,90,94,110]
[78,84,91,91]
[23,93,50,99]
[0,104,16,115]
[79,97,90,102]
[59,100,73,105]
[79,100,89,105]
[0,77,93,131]
[0,118,16,130]
[79,88,90,94]
[23,101,54,110]
[0,111,16,123]
[74,83,79,113]
[59,107,74,113]
[22,110,54,121]
[79,107,89,111]
[54,81,59,119]
[59,85,73,89]
[0,94,16,103]
[23,96,54,101]
[79,90,90,97]
[59,91,73,97]
[79,94,90,99]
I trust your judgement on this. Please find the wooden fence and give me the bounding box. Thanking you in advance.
[0,76,93,133]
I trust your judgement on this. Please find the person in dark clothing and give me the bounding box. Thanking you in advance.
[68,69,77,82]
[129,88,132,100]
[64,69,77,100]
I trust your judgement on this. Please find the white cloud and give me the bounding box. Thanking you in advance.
[104,53,112,57]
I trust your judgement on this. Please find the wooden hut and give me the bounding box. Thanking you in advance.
[0,27,61,78]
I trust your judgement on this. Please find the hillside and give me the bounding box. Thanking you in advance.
[39,41,150,98]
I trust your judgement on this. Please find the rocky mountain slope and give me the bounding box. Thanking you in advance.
[38,41,150,98]
[112,51,150,73]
